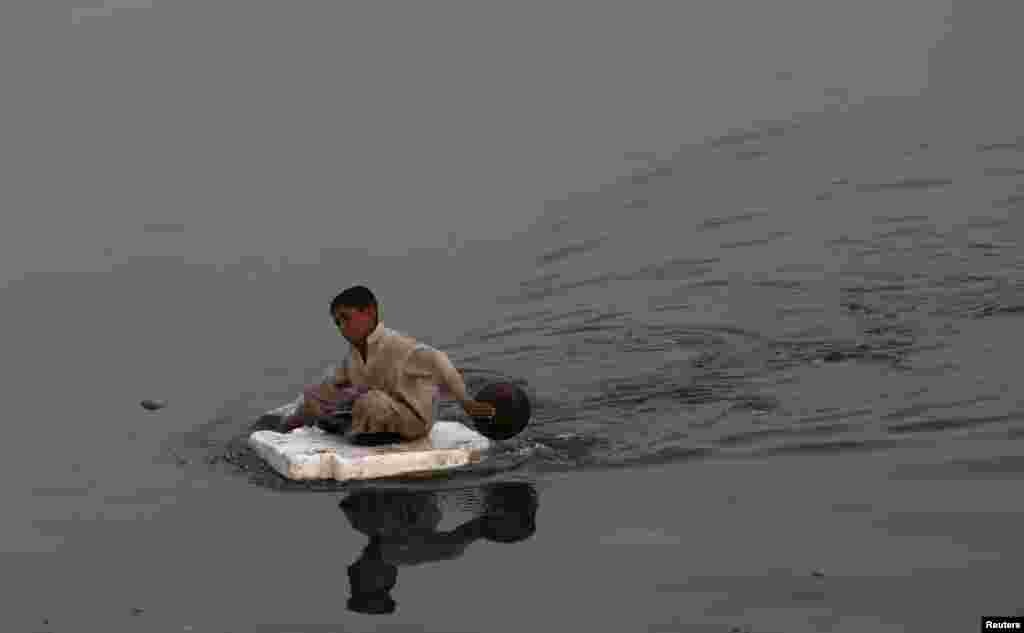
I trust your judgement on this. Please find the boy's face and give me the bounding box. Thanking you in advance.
[334,305,377,344]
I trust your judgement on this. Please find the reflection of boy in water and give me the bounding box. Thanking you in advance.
[341,482,539,615]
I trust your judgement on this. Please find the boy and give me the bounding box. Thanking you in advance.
[285,285,495,440]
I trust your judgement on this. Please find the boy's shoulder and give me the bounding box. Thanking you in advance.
[383,328,449,360]
[379,326,419,347]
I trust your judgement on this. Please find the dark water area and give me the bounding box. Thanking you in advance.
[147,91,1024,631]
[186,95,1024,484]
[6,1,1024,631]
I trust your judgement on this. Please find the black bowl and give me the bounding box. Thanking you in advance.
[471,382,532,441]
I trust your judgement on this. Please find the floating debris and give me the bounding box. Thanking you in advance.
[140,399,167,411]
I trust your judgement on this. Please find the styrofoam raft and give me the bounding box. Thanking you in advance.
[248,420,491,481]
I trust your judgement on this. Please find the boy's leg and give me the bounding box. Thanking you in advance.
[351,389,429,441]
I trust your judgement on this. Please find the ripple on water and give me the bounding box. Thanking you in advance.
[977,137,1024,152]
[696,210,769,231]
[890,454,1024,481]
[535,235,609,266]
[854,177,953,192]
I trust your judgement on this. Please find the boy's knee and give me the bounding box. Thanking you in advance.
[352,389,387,413]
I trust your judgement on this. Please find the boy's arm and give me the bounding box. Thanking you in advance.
[285,357,356,429]
[429,349,470,403]
[429,348,496,418]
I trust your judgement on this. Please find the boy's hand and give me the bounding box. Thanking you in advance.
[317,379,354,400]
[299,395,323,418]
[462,399,497,419]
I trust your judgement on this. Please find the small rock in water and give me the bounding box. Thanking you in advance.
[141,399,167,411]
[131,607,144,615]
[811,569,825,577]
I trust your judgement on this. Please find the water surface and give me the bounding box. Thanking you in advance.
[5,2,1024,631]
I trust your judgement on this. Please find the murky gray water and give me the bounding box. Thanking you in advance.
[5,2,1024,631]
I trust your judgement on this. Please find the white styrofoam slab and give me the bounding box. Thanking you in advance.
[248,420,491,481]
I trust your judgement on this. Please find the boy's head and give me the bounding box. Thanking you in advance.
[330,285,379,343]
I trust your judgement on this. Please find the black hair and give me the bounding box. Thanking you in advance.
[330,285,379,324]
[346,540,397,614]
